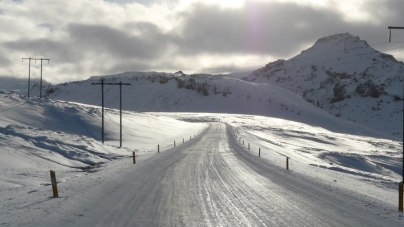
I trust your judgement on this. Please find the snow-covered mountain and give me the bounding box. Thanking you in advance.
[243,33,403,139]
[30,33,402,141]
[35,71,394,140]
[1,34,403,224]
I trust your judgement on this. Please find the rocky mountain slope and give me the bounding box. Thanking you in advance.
[243,33,403,139]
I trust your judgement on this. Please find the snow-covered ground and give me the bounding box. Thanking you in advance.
[0,91,403,225]
[0,33,402,225]
[164,112,403,205]
[0,92,207,221]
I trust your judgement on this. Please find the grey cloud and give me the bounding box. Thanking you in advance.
[38,23,54,33]
[3,39,76,63]
[0,53,11,67]
[107,61,155,75]
[2,22,174,77]
[2,0,403,83]
[68,23,171,60]
[200,65,244,74]
[171,1,402,58]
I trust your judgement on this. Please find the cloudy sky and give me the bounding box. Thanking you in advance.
[0,0,403,83]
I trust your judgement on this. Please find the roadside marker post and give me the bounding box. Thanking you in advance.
[243,140,244,145]
[183,138,184,143]
[259,148,261,157]
[158,144,160,153]
[50,170,58,198]
[286,157,289,170]
[133,151,136,164]
[399,181,403,212]
[174,141,176,147]
[248,143,250,150]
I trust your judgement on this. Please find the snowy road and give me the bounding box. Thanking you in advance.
[42,123,402,226]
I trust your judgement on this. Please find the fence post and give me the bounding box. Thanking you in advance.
[50,170,58,198]
[259,148,261,157]
[399,181,403,212]
[133,151,136,164]
[158,144,160,153]
[286,157,289,170]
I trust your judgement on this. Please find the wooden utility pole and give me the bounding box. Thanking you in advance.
[22,57,50,98]
[387,25,404,212]
[92,80,131,147]
[36,58,50,98]
[22,57,32,97]
[388,26,404,42]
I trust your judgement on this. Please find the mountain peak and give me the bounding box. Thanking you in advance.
[314,33,363,46]
[243,33,403,140]
[298,33,370,58]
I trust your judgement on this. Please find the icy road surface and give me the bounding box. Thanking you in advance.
[39,123,402,226]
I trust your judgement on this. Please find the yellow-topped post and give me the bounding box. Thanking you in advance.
[50,170,58,198]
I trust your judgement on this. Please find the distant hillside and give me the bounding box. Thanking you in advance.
[25,33,402,141]
[243,33,403,139]
[27,70,394,140]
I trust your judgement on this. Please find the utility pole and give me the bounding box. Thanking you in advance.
[92,79,131,147]
[22,57,32,97]
[387,25,404,212]
[38,58,50,98]
[388,26,404,42]
[22,57,50,98]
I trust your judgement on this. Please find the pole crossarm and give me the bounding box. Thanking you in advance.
[388,26,404,42]
[30,57,50,61]
[91,82,131,85]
